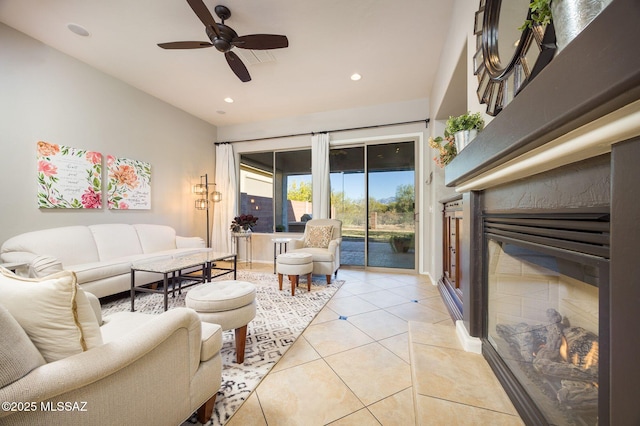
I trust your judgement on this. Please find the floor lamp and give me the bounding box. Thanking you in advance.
[193,174,222,248]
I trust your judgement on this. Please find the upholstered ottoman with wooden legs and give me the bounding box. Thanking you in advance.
[276,252,313,296]
[185,280,256,364]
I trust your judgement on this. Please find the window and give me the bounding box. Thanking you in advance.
[239,149,312,233]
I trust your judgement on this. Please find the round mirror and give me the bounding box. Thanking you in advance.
[473,0,555,116]
[496,1,529,71]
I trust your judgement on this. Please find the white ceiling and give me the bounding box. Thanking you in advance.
[0,0,454,127]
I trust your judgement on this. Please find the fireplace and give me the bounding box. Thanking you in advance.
[445,0,640,426]
[440,1,640,423]
[484,212,608,425]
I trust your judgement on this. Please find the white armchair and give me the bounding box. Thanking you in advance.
[0,268,222,426]
[288,219,342,284]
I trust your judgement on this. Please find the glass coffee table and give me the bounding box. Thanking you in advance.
[130,250,236,312]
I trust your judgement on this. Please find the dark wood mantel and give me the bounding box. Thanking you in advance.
[445,0,640,188]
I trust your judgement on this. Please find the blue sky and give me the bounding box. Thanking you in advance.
[328,171,414,200]
[289,170,414,201]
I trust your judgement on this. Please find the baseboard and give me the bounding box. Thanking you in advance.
[425,272,437,286]
[455,320,482,354]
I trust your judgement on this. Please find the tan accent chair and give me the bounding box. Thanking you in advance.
[288,219,342,284]
[0,293,222,425]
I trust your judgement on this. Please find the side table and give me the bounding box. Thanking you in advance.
[231,232,253,267]
[272,237,292,274]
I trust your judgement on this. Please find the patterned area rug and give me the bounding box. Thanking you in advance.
[101,270,343,425]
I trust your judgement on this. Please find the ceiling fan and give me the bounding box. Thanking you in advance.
[158,0,289,82]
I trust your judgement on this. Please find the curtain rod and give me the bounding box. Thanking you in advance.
[214,118,430,145]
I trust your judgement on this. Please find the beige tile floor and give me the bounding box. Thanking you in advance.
[226,263,523,426]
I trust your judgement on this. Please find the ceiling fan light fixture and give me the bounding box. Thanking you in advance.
[67,23,90,37]
[350,73,362,81]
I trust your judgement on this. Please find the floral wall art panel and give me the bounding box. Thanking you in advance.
[107,155,151,210]
[36,141,102,209]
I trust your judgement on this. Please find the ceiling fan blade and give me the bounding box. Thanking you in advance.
[157,41,213,49]
[186,0,217,27]
[225,51,251,82]
[231,34,289,50]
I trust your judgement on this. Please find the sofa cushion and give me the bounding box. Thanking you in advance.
[0,225,100,267]
[304,225,334,248]
[0,267,103,362]
[67,259,133,284]
[89,224,143,261]
[290,247,335,262]
[200,322,223,362]
[176,236,206,249]
[134,224,177,253]
[0,302,45,387]
[100,311,156,343]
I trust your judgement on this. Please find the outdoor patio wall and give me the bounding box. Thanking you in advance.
[0,23,217,245]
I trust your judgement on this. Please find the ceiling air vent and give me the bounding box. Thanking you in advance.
[235,49,276,66]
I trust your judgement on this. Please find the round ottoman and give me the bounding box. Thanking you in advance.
[185,280,256,364]
[276,252,313,296]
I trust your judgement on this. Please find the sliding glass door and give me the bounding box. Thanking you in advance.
[330,147,366,266]
[330,141,416,270]
[367,142,415,269]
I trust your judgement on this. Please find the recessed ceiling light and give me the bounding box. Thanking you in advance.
[224,97,234,103]
[67,23,90,37]
[350,73,362,81]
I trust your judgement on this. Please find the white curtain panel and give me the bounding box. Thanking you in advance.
[311,132,331,219]
[212,143,237,252]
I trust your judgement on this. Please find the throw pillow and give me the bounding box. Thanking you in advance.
[0,303,45,387]
[304,225,334,248]
[0,267,103,363]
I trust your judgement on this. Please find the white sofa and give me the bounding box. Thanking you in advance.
[0,224,208,298]
[0,267,222,425]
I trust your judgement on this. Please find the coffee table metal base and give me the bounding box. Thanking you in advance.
[130,251,237,312]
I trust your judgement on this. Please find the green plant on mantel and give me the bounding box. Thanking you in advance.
[445,111,485,135]
[428,112,485,168]
[520,0,552,30]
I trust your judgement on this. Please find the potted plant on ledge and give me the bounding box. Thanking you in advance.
[520,0,611,52]
[446,111,485,153]
[428,134,457,168]
[389,234,414,253]
[428,111,485,167]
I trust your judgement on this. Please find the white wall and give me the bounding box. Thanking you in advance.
[0,23,217,245]
[422,0,496,283]
[217,99,434,274]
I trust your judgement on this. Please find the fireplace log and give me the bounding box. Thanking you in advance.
[496,322,546,362]
[560,326,599,372]
[557,380,598,409]
[533,358,598,382]
[531,309,565,361]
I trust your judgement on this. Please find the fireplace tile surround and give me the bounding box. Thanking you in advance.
[443,1,640,424]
